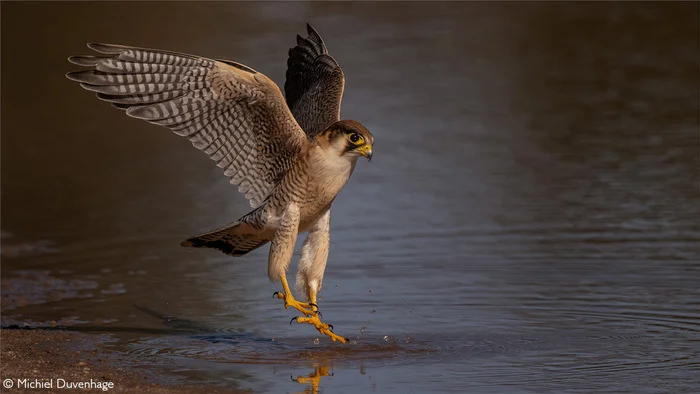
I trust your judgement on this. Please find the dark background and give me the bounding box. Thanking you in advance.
[2,2,698,393]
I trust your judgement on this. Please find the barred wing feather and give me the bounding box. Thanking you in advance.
[67,43,308,208]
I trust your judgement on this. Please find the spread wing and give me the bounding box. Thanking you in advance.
[284,24,345,137]
[67,43,308,208]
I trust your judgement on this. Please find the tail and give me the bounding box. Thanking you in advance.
[181,221,269,257]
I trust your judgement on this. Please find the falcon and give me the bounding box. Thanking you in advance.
[66,24,373,343]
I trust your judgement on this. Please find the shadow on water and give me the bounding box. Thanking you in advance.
[2,1,699,393]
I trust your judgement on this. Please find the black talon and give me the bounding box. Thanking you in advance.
[309,303,318,309]
[328,324,334,332]
[316,310,323,319]
[291,375,298,382]
[290,317,298,325]
[273,291,281,298]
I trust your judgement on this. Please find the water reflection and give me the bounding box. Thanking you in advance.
[291,364,334,394]
[2,1,698,393]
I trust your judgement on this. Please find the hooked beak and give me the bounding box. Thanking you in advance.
[357,144,373,161]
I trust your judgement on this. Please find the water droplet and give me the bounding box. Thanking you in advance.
[383,335,389,341]
[313,338,320,345]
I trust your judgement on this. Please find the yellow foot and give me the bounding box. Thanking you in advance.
[273,291,316,317]
[291,314,348,343]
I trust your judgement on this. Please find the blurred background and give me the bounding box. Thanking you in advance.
[2,2,698,393]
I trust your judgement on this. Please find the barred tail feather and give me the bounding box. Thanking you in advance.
[181,222,269,257]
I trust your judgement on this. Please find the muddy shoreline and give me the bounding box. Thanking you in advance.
[0,328,247,393]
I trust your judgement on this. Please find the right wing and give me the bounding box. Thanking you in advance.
[284,24,345,137]
[67,43,308,208]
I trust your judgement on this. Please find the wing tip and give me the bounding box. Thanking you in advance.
[65,70,97,83]
[305,23,326,50]
[67,55,104,67]
[87,42,124,54]
[65,70,81,81]
[292,23,327,55]
[306,23,320,39]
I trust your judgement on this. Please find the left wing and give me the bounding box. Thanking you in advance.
[67,43,308,207]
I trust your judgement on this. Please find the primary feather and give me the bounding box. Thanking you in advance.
[285,23,345,137]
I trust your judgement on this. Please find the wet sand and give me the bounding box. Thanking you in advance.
[0,328,246,393]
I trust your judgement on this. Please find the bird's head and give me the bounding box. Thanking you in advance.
[320,120,374,162]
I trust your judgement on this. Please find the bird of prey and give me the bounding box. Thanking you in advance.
[66,24,373,343]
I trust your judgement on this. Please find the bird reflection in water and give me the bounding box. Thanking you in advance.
[291,364,333,394]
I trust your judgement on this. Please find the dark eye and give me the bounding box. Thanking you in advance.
[349,133,360,143]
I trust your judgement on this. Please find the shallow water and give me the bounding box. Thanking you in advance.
[1,2,698,393]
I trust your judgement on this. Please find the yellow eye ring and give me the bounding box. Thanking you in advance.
[347,132,364,145]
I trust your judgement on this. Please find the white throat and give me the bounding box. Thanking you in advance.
[310,142,357,197]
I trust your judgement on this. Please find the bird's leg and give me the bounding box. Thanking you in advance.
[292,289,348,343]
[290,210,347,343]
[269,203,316,317]
[274,274,315,317]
